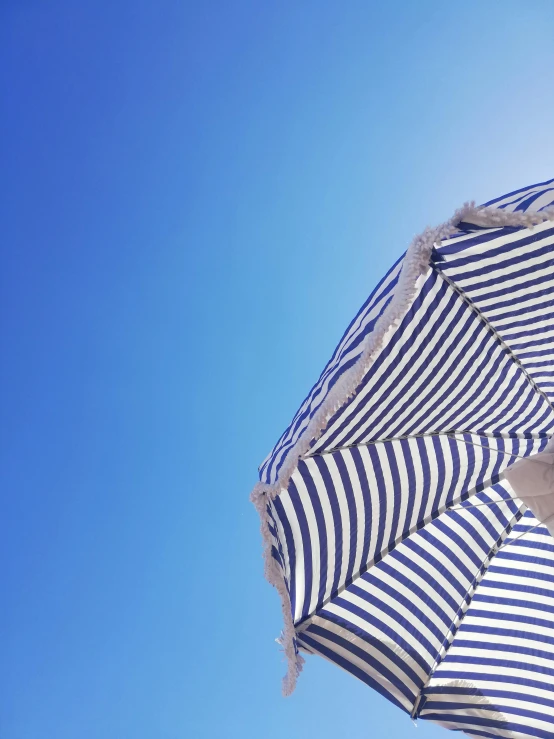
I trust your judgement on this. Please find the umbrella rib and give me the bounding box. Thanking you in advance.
[434,266,554,414]
[294,479,524,634]
[498,514,553,550]
[305,431,544,459]
[411,510,550,719]
[410,506,525,720]
[304,266,553,463]
[445,432,536,461]
[452,496,516,509]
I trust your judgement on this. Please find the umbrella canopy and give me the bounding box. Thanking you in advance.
[252,178,554,738]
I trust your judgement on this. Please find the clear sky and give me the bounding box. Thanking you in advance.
[1,2,553,738]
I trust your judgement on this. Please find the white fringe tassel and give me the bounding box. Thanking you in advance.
[250,482,305,695]
[251,202,554,696]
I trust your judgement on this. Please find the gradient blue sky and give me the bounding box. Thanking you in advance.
[1,2,554,738]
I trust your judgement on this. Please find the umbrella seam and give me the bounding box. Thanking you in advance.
[410,507,525,721]
[305,431,547,459]
[434,266,554,416]
[294,477,516,633]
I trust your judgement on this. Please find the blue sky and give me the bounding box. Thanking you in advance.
[1,2,553,738]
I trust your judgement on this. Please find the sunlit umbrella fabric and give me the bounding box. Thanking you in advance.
[252,178,554,738]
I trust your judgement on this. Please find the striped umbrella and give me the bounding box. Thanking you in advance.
[251,178,554,738]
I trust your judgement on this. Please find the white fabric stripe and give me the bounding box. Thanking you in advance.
[492,305,551,329]
[430,676,554,703]
[455,246,554,294]
[302,458,336,608]
[325,595,440,665]
[343,450,367,582]
[325,454,351,594]
[445,219,554,264]
[297,627,414,711]
[306,614,427,683]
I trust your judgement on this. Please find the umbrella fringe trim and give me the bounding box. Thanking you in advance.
[251,203,554,696]
[250,483,305,695]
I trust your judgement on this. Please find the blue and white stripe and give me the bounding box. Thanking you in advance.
[422,510,554,738]
[435,219,554,405]
[258,179,554,737]
[296,480,524,714]
[484,177,554,213]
